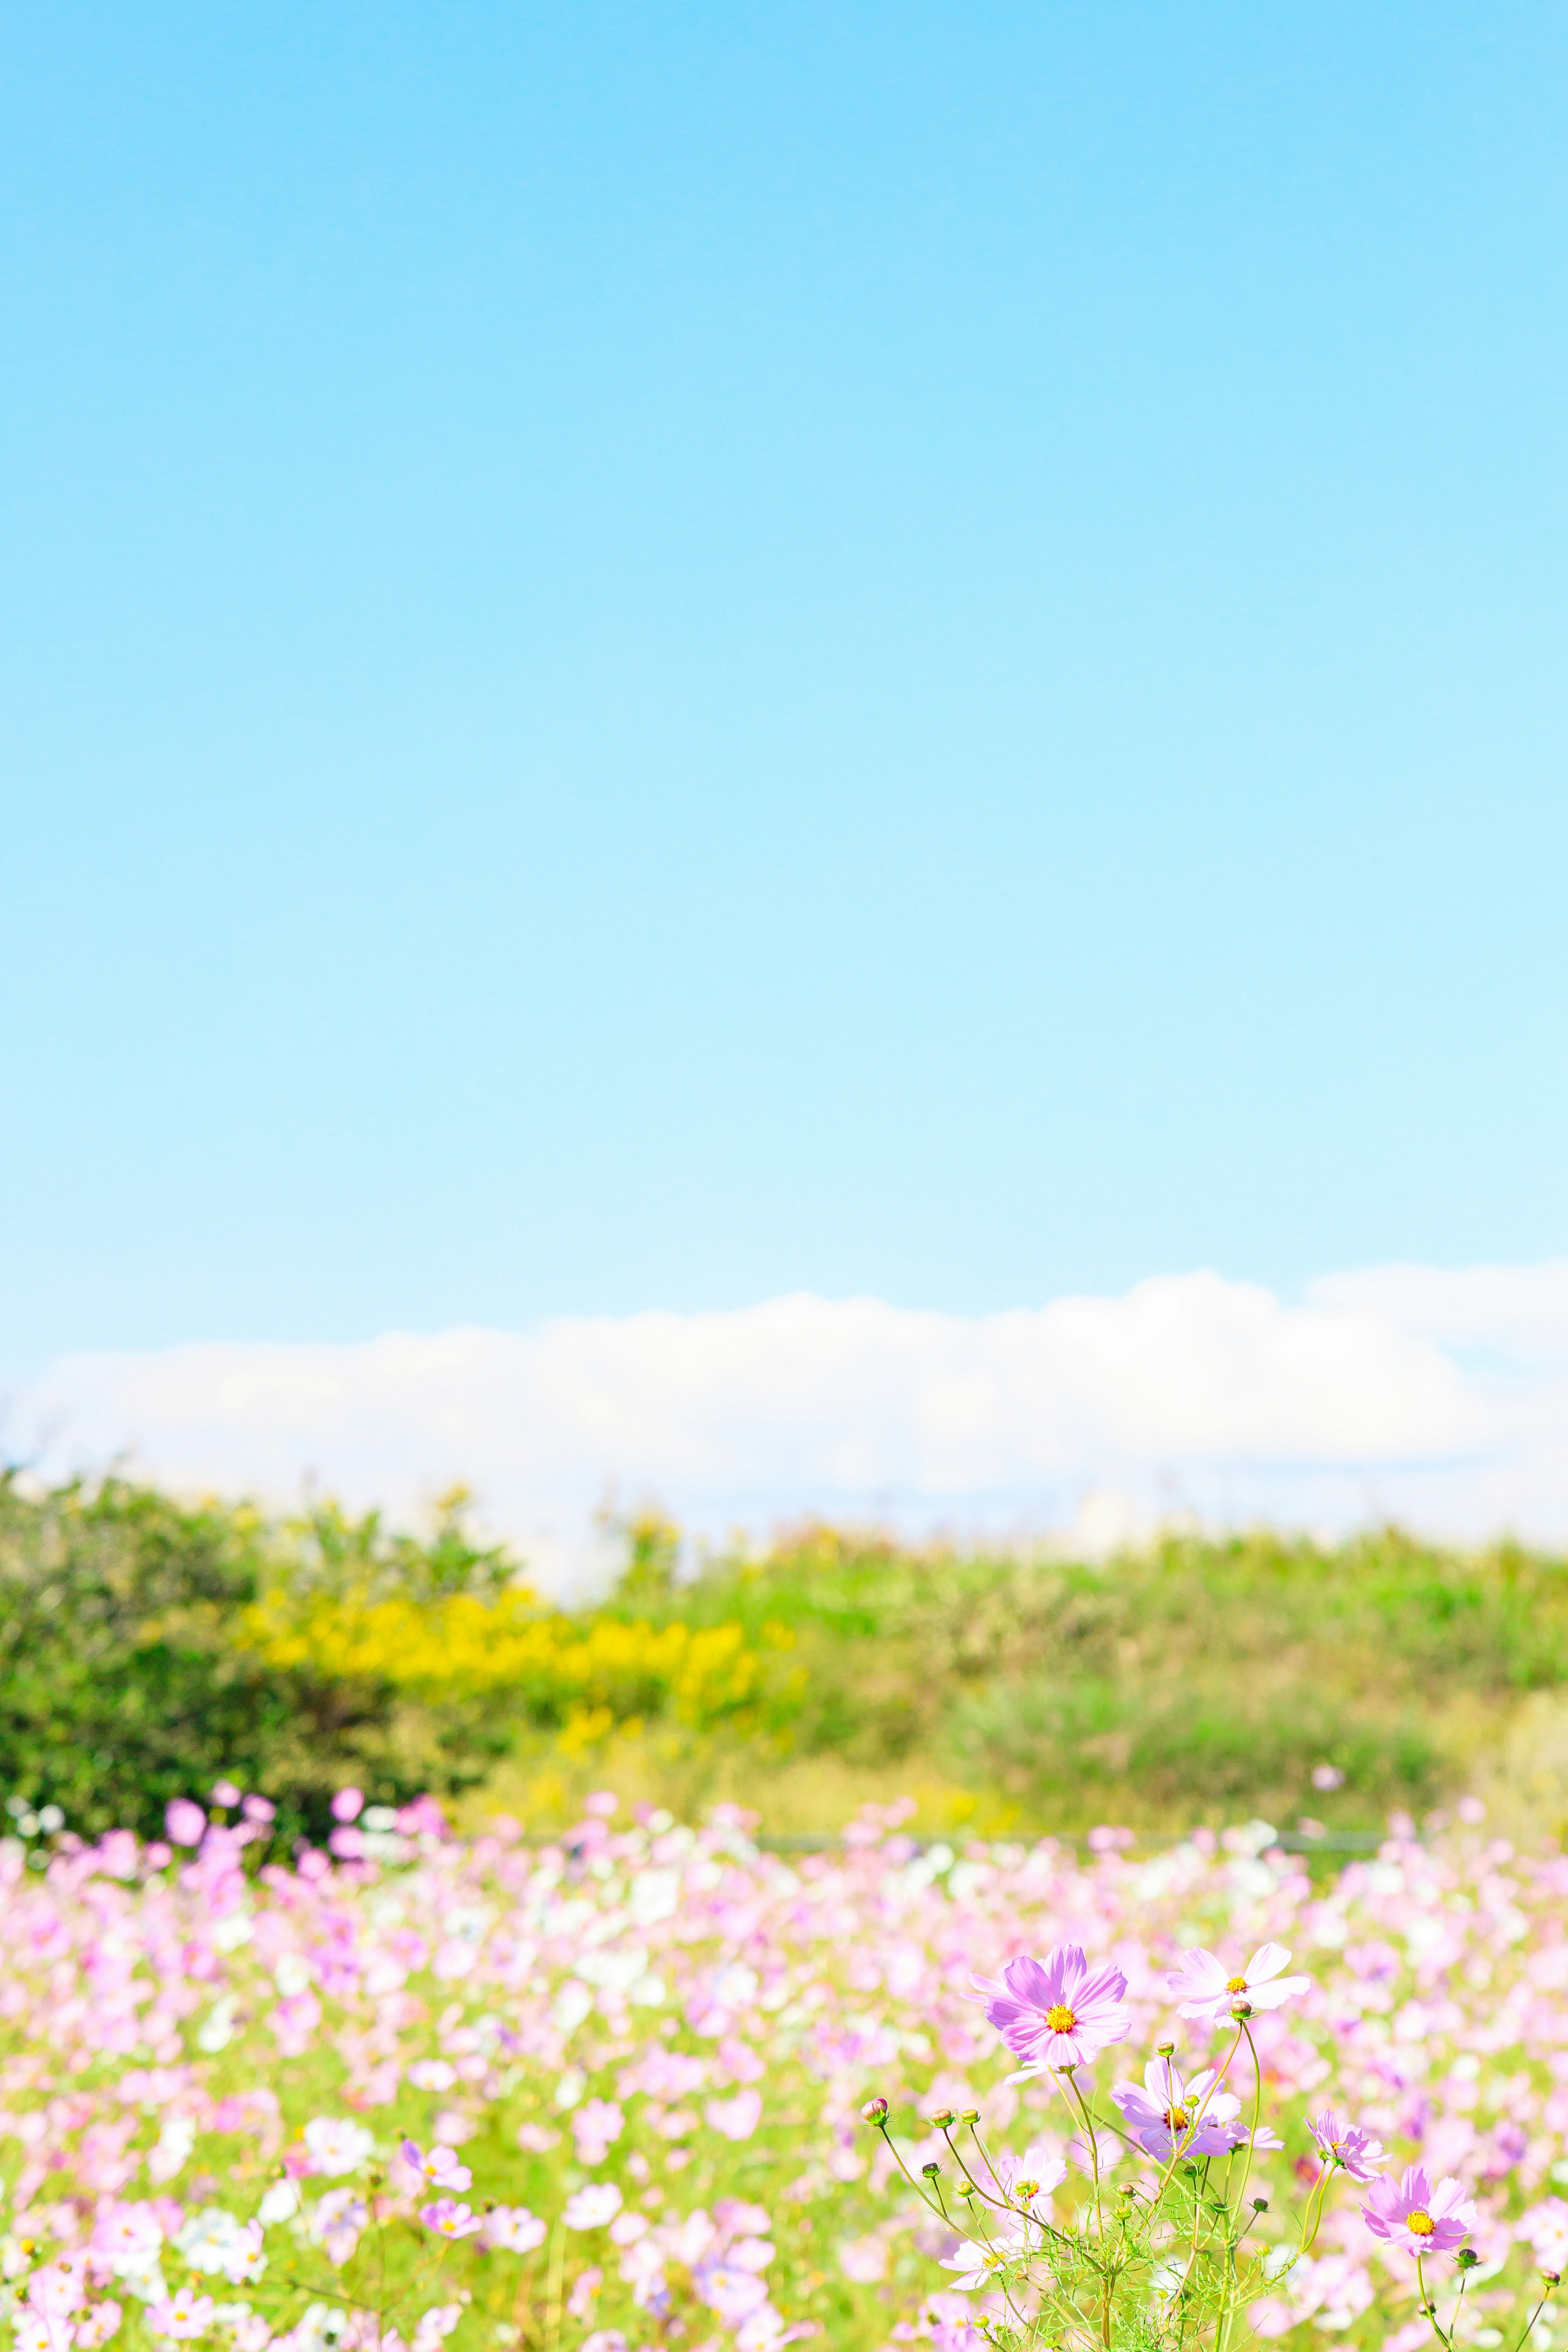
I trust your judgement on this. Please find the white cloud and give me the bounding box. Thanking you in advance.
[12,1263,1568,1592]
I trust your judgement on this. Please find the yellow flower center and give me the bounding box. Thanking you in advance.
[1406,2212,1436,2237]
[1045,2004,1077,2032]
[1225,1975,1249,1993]
[1165,2107,1190,2131]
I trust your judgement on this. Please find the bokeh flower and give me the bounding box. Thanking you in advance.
[419,2201,482,2240]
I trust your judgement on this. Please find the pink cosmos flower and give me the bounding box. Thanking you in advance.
[571,2099,626,2163]
[13,2316,74,2352]
[992,2143,1069,2202]
[482,2207,548,2254]
[419,2201,482,2241]
[705,2089,763,2142]
[564,2184,624,2231]
[91,2203,164,2277]
[1361,2167,1475,2258]
[164,1801,206,1849]
[1166,1943,1310,2022]
[939,2214,1043,2293]
[1112,2056,1242,2159]
[147,2292,214,2341]
[26,2258,87,2318]
[401,2140,472,2192]
[302,2117,374,2176]
[1308,2112,1388,2182]
[410,2307,461,2352]
[972,1944,1131,2071]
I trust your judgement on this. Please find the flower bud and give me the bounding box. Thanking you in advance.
[1156,2042,1176,2056]
[930,2108,956,2129]
[1013,2179,1039,2203]
[861,2098,889,2125]
[921,2160,941,2179]
[1252,2198,1269,2213]
[1544,2272,1562,2287]
[1230,2000,1254,2018]
[1456,2250,1479,2269]
[960,2108,980,2124]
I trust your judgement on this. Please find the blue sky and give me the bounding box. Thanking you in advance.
[4,3,1566,1374]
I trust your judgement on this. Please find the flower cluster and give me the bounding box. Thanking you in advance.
[0,1795,1562,2352]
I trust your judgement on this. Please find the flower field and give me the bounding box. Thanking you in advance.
[4,1791,1568,2352]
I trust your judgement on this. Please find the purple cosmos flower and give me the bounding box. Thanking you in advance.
[1361,2167,1474,2258]
[1166,1943,1310,2021]
[1308,2112,1388,2183]
[972,1943,1131,2071]
[419,2200,483,2240]
[1111,2056,1241,2159]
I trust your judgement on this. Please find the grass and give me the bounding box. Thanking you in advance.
[466,1518,1568,1844]
[6,1468,1567,1849]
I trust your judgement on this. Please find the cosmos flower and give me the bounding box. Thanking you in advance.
[1361,2167,1475,2258]
[419,2201,483,2241]
[482,2207,548,2254]
[401,2141,472,2192]
[147,2292,215,2341]
[164,1801,207,1849]
[564,2185,624,2231]
[175,2210,265,2283]
[301,2118,375,2177]
[938,2239,1012,2294]
[1307,2113,1388,2182]
[91,2204,165,2278]
[1166,1944,1310,2022]
[972,1944,1131,2071]
[1112,2056,1241,2159]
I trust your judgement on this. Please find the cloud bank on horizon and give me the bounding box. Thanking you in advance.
[13,1261,1568,1592]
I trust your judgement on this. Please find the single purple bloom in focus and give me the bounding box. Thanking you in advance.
[1308,2111,1388,2183]
[1166,1942,1310,2021]
[1361,2167,1474,2258]
[1112,2056,1240,2158]
[972,1942,1130,2071]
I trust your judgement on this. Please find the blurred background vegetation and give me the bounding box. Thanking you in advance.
[4,1468,1568,1854]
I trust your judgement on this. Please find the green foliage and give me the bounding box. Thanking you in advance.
[0,1474,509,1851]
[4,1467,1568,1843]
[643,1519,1568,1831]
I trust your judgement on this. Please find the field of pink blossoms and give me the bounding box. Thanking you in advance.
[3,1790,1568,2352]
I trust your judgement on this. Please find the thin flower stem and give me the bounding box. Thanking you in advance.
[1148,2022,1247,2214]
[941,2124,1006,2211]
[1416,2254,1452,2352]
[543,2219,564,2352]
[1512,2287,1556,2352]
[874,2120,956,2221]
[1228,2022,1265,2218]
